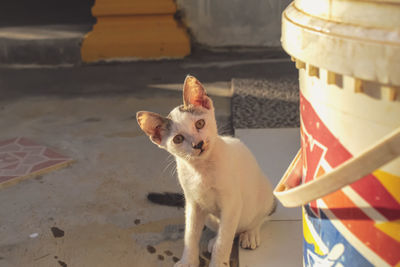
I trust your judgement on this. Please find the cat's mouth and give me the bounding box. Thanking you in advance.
[196,143,208,157]
[198,148,205,155]
[193,140,210,157]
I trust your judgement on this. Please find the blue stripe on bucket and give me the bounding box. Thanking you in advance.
[303,205,372,267]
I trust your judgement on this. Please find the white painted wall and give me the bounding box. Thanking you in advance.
[176,0,292,47]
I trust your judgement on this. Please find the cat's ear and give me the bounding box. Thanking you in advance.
[183,75,213,110]
[136,111,170,146]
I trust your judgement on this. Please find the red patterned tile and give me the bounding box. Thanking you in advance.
[0,153,19,168]
[2,165,30,176]
[2,163,18,170]
[0,138,17,147]
[0,137,73,188]
[17,137,39,147]
[0,152,18,162]
[31,160,66,173]
[43,148,68,159]
[0,176,17,183]
[21,147,44,154]
[11,152,27,158]
[0,144,21,152]
[22,155,46,165]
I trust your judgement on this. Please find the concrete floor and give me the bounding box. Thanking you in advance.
[0,88,231,267]
[0,51,297,267]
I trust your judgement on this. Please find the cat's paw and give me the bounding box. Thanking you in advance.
[239,230,260,250]
[209,260,230,267]
[174,260,199,267]
[208,236,217,253]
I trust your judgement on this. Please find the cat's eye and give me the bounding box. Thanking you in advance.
[173,134,184,144]
[195,119,205,130]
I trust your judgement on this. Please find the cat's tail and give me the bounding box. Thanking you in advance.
[147,192,185,208]
[262,196,278,224]
[267,196,278,216]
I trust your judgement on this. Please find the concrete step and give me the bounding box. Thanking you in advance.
[0,24,291,67]
[0,24,90,66]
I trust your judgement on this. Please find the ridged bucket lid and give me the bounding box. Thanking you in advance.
[281,1,400,86]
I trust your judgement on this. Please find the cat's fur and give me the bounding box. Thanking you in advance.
[137,76,275,267]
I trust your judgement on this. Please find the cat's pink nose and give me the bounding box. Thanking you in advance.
[193,141,204,150]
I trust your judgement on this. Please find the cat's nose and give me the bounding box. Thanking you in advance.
[192,141,204,150]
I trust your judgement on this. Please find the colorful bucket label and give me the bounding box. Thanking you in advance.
[300,93,400,267]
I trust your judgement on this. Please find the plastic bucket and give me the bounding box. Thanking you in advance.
[275,1,400,266]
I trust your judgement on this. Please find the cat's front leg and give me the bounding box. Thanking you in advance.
[209,202,242,267]
[175,201,206,267]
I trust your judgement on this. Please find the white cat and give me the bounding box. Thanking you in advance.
[137,76,276,267]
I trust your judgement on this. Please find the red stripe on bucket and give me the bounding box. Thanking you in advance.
[300,93,400,265]
[323,190,400,266]
[351,174,400,221]
[300,94,400,220]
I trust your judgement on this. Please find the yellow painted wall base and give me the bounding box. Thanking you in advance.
[81,0,190,62]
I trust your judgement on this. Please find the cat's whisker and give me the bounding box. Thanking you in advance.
[162,161,172,174]
[162,156,173,170]
[163,157,176,175]
[171,165,177,177]
[169,161,177,175]
[162,154,175,173]
[164,154,174,163]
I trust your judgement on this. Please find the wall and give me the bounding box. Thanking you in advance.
[0,0,95,26]
[177,0,292,47]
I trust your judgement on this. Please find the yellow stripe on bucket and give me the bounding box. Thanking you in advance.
[374,170,400,204]
[375,220,400,243]
[302,208,326,256]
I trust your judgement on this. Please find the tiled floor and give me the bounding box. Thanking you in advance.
[0,137,72,187]
[0,92,231,267]
[236,128,303,266]
[240,221,302,267]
